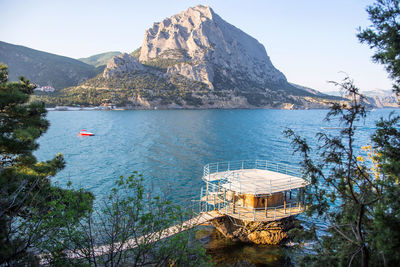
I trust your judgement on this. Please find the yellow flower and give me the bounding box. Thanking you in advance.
[357,156,365,162]
[361,145,372,151]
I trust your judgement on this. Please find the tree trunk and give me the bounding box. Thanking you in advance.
[361,245,369,267]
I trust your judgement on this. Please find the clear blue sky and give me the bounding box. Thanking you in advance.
[0,0,393,92]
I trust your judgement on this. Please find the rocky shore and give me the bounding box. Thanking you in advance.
[211,216,299,245]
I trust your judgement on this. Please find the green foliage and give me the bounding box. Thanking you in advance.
[78,51,121,67]
[285,77,400,267]
[369,114,400,265]
[0,41,100,89]
[131,47,141,59]
[358,0,400,94]
[0,63,94,265]
[34,70,209,107]
[68,173,210,266]
[285,78,376,266]
[357,2,400,263]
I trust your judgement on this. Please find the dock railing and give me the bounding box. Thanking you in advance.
[203,160,306,195]
[197,185,305,222]
[203,160,301,181]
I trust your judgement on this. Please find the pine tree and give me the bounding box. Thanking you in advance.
[0,63,93,265]
[358,0,400,94]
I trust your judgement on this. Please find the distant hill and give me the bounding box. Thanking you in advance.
[0,41,100,89]
[325,88,398,108]
[78,51,121,67]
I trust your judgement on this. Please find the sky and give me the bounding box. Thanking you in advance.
[0,0,393,92]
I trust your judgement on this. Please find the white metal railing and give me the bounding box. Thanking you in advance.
[197,185,304,221]
[203,160,301,181]
[202,160,306,195]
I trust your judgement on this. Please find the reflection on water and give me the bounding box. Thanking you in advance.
[197,227,294,266]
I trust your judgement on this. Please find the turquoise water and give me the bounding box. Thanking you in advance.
[35,109,397,265]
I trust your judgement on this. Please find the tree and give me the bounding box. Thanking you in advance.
[64,173,210,267]
[285,78,383,267]
[358,1,400,264]
[0,63,93,265]
[283,1,400,265]
[367,114,400,266]
[286,84,400,267]
[357,0,400,94]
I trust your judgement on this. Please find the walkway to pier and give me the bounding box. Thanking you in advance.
[56,211,223,260]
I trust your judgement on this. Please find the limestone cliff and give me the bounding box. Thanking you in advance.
[139,5,286,90]
[103,53,144,78]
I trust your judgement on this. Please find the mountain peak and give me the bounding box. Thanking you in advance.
[138,5,286,87]
[184,5,214,19]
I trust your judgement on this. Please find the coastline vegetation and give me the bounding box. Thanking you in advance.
[32,70,209,108]
[285,1,400,266]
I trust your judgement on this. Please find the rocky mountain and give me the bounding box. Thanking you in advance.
[0,41,100,89]
[78,51,121,67]
[325,89,399,108]
[37,5,341,109]
[364,94,399,108]
[103,53,144,78]
[361,89,399,108]
[139,5,287,89]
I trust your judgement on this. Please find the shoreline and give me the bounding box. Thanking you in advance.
[46,106,396,111]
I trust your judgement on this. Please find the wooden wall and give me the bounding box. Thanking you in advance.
[225,190,285,208]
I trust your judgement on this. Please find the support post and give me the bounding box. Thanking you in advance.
[284,191,287,214]
[265,197,268,218]
[297,188,300,208]
[289,203,291,216]
[270,180,272,194]
[233,193,236,214]
[224,189,226,211]
[206,183,209,201]
[213,194,216,210]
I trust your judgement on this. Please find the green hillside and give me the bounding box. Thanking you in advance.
[0,41,100,89]
[33,66,210,107]
[78,51,121,67]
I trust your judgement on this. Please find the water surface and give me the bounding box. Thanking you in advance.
[35,109,397,265]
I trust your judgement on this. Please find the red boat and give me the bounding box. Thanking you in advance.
[78,129,95,136]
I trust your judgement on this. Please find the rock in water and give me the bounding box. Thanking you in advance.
[211,216,298,245]
[103,53,144,78]
[139,5,286,90]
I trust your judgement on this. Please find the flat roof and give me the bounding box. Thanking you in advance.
[204,169,308,195]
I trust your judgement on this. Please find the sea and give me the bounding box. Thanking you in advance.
[35,108,398,266]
